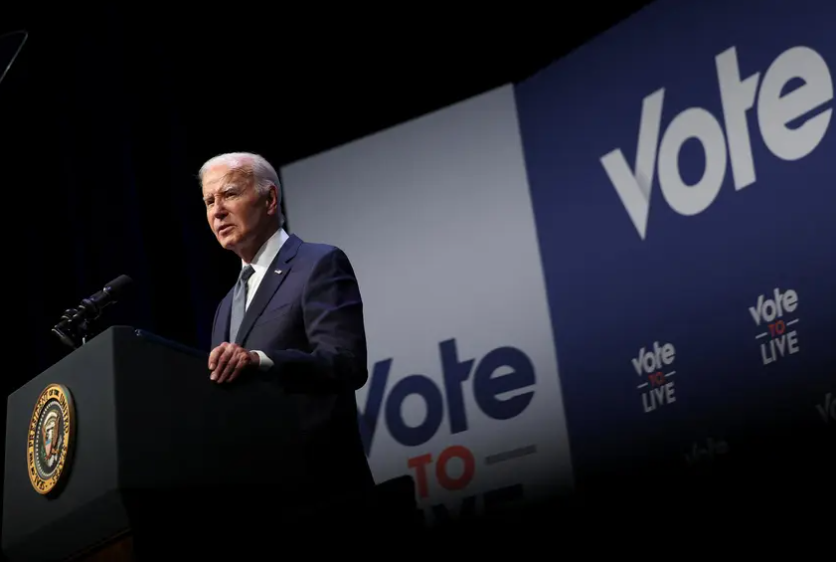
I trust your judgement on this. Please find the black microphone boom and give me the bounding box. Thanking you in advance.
[52,275,133,349]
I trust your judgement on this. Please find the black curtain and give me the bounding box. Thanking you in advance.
[2,9,293,376]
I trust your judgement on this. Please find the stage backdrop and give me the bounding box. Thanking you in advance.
[281,86,576,522]
[281,0,834,516]
[513,0,834,492]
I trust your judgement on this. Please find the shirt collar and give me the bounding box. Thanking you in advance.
[243,227,289,274]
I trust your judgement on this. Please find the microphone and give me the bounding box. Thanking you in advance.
[52,275,133,349]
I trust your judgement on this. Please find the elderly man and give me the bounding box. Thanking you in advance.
[199,151,374,510]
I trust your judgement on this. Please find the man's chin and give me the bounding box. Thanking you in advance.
[218,235,239,250]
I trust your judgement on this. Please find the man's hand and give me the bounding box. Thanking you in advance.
[208,342,259,383]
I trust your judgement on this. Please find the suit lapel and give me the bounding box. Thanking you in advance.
[234,234,302,345]
[216,291,233,346]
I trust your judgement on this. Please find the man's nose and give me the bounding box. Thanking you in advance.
[211,202,228,219]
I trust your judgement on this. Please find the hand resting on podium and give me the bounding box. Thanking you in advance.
[208,341,260,383]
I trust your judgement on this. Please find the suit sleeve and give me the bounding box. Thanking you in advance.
[263,248,369,393]
[210,299,223,349]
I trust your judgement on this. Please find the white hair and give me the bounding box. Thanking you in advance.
[199,152,284,225]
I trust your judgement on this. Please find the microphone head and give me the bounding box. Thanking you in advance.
[103,274,133,298]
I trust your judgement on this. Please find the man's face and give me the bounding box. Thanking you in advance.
[202,163,277,258]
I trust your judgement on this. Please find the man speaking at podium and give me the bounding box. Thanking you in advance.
[199,152,375,523]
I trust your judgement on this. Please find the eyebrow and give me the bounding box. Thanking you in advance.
[203,183,240,201]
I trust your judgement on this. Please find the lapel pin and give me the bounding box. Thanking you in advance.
[274,269,283,275]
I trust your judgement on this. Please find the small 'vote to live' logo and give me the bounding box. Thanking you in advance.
[632,341,678,414]
[749,287,800,366]
[685,437,729,466]
[816,392,835,423]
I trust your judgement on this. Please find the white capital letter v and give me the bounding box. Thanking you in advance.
[600,88,665,240]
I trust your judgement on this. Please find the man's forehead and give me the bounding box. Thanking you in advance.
[202,165,253,195]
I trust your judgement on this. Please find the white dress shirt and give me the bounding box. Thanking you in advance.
[241,227,289,370]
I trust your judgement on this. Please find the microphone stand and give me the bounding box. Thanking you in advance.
[52,307,93,350]
[51,275,133,350]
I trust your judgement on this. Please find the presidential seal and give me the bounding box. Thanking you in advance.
[27,384,75,495]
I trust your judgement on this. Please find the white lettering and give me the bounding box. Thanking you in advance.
[601,90,665,240]
[758,47,834,161]
[786,331,799,354]
[661,342,675,364]
[641,382,676,413]
[760,331,800,365]
[632,341,676,374]
[716,47,760,189]
[749,288,799,325]
[603,45,833,239]
[657,108,727,216]
[761,341,774,365]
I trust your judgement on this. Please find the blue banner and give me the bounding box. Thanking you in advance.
[514,0,835,490]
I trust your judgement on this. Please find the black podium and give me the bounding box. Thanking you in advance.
[3,326,417,560]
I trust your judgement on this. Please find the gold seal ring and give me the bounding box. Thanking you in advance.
[27,384,75,495]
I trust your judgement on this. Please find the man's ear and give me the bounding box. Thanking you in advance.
[266,184,279,216]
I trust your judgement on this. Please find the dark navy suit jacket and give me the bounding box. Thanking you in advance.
[211,233,374,504]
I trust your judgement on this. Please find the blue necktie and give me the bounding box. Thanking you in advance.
[229,265,255,343]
